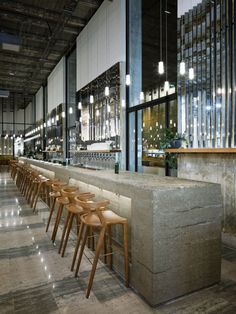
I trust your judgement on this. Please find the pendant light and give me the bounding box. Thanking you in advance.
[179,61,186,76]
[140,91,144,101]
[125,74,131,86]
[158,0,164,75]
[164,0,169,93]
[189,67,194,80]
[179,18,186,75]
[89,95,94,104]
[78,101,82,110]
[104,86,110,97]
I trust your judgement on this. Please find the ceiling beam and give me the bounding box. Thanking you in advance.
[0,24,69,46]
[0,1,86,27]
[0,51,57,65]
[0,62,51,74]
[0,12,81,35]
[78,0,100,9]
[0,58,53,69]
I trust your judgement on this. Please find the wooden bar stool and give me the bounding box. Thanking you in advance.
[51,186,78,243]
[32,175,49,212]
[25,171,40,203]
[45,181,67,232]
[19,165,30,194]
[72,201,129,298]
[22,168,35,197]
[70,199,110,271]
[58,192,95,257]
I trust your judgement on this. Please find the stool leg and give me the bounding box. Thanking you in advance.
[71,221,84,271]
[31,183,38,208]
[33,183,42,212]
[107,225,113,270]
[51,203,64,242]
[46,197,56,232]
[123,222,129,287]
[86,226,106,298]
[75,225,89,277]
[58,211,71,254]
[61,213,74,257]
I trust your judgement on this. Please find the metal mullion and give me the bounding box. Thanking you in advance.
[220,0,223,147]
[193,6,198,147]
[202,0,207,147]
[209,0,213,148]
[197,4,202,147]
[185,12,189,138]
[225,0,229,147]
[213,0,217,147]
[230,0,234,147]
[191,10,194,141]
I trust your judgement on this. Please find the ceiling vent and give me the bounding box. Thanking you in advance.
[0,32,21,52]
[0,90,10,98]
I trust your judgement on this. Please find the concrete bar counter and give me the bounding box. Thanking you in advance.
[20,157,222,306]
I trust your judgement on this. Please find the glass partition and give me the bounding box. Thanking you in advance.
[178,0,236,148]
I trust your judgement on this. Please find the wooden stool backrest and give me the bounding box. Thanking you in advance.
[51,182,67,192]
[74,198,110,214]
[61,187,79,202]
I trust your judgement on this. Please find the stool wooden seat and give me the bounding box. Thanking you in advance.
[71,199,110,271]
[31,175,49,212]
[72,201,129,298]
[58,192,95,257]
[51,186,78,242]
[26,170,40,203]
[45,181,67,232]
[45,179,62,206]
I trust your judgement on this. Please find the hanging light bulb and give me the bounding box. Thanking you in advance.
[96,109,99,117]
[51,117,55,124]
[90,95,94,104]
[107,105,111,113]
[189,67,194,80]
[179,61,186,75]
[104,86,110,97]
[164,81,170,92]
[158,0,165,75]
[44,122,46,127]
[158,61,164,74]
[40,124,43,130]
[78,102,82,110]
[140,91,144,101]
[56,114,59,121]
[61,111,65,118]
[125,74,131,86]
[69,107,73,114]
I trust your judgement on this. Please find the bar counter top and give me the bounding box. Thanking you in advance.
[19,157,222,306]
[165,148,236,153]
[19,157,216,193]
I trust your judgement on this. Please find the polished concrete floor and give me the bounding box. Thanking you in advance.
[0,171,236,314]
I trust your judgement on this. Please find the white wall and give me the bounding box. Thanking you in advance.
[47,57,65,112]
[178,0,201,17]
[35,86,43,120]
[15,109,24,124]
[76,0,126,90]
[25,102,34,124]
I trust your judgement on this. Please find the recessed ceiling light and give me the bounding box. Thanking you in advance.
[2,43,20,52]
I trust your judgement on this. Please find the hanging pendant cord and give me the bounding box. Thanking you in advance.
[160,0,162,60]
[165,0,168,81]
